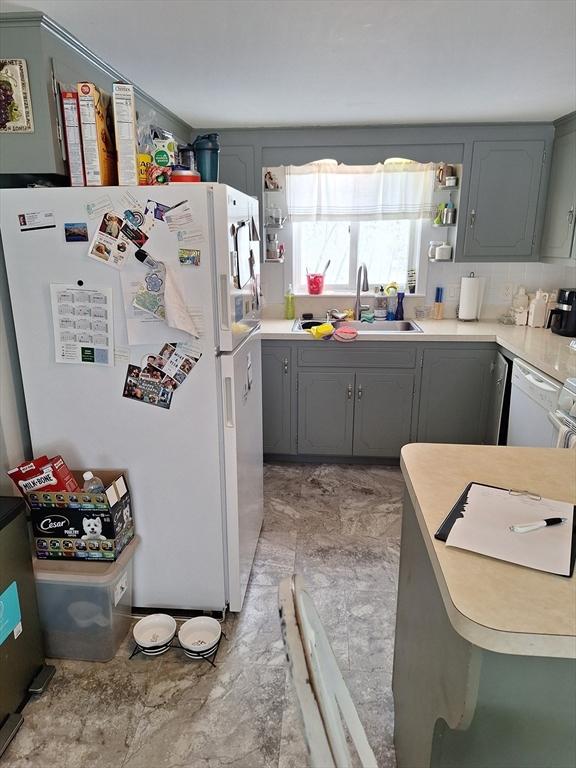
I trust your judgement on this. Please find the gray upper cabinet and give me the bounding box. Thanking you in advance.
[262,344,293,455]
[417,347,495,444]
[219,146,256,197]
[462,140,545,261]
[353,371,414,457]
[540,115,576,262]
[297,371,354,455]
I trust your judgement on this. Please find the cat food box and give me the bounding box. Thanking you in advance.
[25,469,134,561]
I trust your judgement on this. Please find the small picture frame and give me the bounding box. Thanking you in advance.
[0,58,34,133]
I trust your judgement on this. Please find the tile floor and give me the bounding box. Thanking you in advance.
[4,463,403,768]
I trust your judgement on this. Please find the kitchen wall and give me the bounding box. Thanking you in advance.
[261,258,576,320]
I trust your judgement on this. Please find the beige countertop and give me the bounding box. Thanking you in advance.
[258,319,576,382]
[400,443,576,658]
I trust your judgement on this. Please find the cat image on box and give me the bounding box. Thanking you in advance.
[82,516,106,540]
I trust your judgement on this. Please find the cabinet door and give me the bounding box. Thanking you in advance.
[262,345,292,454]
[417,349,494,444]
[353,371,414,457]
[463,141,544,260]
[541,129,576,261]
[486,352,509,445]
[297,371,354,455]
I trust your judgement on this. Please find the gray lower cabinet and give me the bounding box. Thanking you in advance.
[353,371,415,457]
[417,347,495,444]
[462,140,545,260]
[262,345,293,454]
[297,371,354,455]
[540,115,576,262]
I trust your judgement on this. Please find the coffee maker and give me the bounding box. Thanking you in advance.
[547,288,576,337]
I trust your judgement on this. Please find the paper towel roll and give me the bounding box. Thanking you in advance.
[459,275,485,321]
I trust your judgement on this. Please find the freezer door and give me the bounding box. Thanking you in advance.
[220,334,263,610]
[212,186,261,352]
[0,185,228,610]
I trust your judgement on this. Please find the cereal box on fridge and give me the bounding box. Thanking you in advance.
[77,82,117,186]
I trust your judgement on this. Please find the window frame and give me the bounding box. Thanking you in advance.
[292,218,424,294]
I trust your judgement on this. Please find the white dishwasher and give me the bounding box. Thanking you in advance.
[506,359,562,447]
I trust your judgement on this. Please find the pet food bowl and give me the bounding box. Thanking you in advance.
[178,617,221,655]
[68,601,109,628]
[132,614,176,654]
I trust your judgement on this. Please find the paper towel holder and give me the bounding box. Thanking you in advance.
[457,272,485,322]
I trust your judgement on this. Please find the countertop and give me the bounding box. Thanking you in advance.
[400,443,576,658]
[258,319,576,382]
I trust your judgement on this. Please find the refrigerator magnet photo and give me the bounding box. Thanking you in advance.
[0,59,33,132]
[178,248,200,266]
[122,364,172,409]
[64,223,89,243]
[88,212,129,269]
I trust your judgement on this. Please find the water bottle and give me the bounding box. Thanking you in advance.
[192,133,220,182]
[83,471,105,493]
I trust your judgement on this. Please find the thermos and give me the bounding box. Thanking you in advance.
[191,133,220,182]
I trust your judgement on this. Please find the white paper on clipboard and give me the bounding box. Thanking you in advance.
[446,484,574,576]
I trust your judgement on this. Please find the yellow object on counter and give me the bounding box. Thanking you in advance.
[384,282,399,296]
[308,322,334,339]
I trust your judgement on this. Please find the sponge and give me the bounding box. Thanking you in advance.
[360,311,375,323]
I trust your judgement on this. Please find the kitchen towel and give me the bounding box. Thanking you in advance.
[133,261,200,338]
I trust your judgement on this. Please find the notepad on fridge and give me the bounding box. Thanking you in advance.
[435,483,576,577]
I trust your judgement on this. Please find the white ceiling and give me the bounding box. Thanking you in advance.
[4,0,576,128]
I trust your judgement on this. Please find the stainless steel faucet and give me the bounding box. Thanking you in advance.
[354,263,370,320]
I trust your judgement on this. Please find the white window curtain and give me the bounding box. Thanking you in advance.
[285,159,436,222]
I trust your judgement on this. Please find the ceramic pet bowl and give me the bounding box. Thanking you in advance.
[178,616,221,657]
[132,614,176,655]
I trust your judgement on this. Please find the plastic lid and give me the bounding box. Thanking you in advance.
[83,471,94,481]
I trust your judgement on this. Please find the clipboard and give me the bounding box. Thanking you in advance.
[435,482,576,577]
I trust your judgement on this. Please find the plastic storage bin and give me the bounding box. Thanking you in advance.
[32,536,139,661]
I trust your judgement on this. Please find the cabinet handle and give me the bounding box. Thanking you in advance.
[568,206,575,226]
[347,384,353,400]
[357,384,363,400]
[283,358,289,374]
[469,209,476,228]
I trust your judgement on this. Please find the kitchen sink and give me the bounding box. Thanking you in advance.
[334,320,422,332]
[291,318,422,333]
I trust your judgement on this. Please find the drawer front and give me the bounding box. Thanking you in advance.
[296,344,417,369]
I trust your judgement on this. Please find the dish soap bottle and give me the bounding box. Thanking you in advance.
[284,283,295,320]
[374,285,387,319]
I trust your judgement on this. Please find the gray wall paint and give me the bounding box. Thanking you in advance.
[0,12,194,176]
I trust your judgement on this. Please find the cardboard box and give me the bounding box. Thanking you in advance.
[112,83,139,186]
[60,88,85,186]
[8,455,80,497]
[26,470,134,561]
[77,82,117,186]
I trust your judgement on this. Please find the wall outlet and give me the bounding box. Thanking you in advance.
[447,284,459,300]
[502,283,514,300]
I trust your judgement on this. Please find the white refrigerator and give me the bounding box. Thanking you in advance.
[0,183,263,612]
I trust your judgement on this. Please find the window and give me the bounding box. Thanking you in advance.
[283,159,435,294]
[292,219,421,293]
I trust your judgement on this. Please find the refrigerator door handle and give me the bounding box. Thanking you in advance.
[224,377,234,427]
[220,275,230,330]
